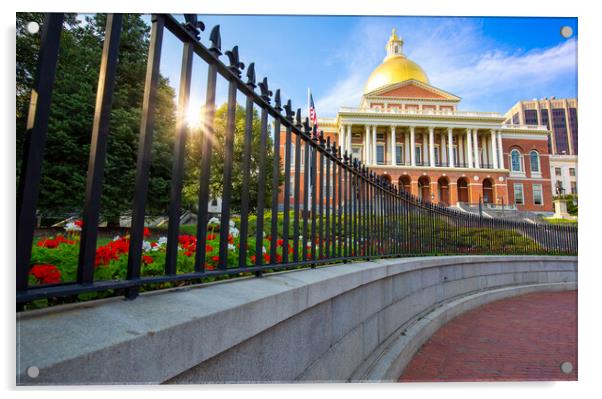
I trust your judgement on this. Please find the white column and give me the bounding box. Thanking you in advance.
[345,125,353,156]
[458,134,464,165]
[404,131,410,165]
[429,127,435,167]
[466,129,473,168]
[441,133,447,164]
[490,129,498,169]
[364,125,370,163]
[372,125,377,164]
[390,126,396,165]
[472,129,480,168]
[447,127,454,168]
[497,130,505,169]
[339,125,345,154]
[410,126,416,166]
[422,132,428,165]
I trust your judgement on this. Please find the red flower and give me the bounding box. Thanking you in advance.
[36,235,75,248]
[142,255,154,265]
[205,263,215,271]
[206,244,214,253]
[211,255,219,262]
[263,253,271,263]
[94,237,130,267]
[184,251,193,257]
[207,233,216,240]
[276,239,284,247]
[151,242,158,248]
[250,255,256,264]
[74,220,83,228]
[228,234,234,244]
[29,264,62,284]
[143,227,151,238]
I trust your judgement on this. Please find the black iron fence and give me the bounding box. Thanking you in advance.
[16,13,577,308]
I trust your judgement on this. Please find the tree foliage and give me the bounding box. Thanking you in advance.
[183,103,283,212]
[16,14,176,223]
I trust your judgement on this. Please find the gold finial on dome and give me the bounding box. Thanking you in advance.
[363,29,429,93]
[385,27,404,61]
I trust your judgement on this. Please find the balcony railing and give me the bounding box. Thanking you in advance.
[339,107,503,119]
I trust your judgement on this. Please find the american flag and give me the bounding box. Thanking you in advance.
[309,92,318,131]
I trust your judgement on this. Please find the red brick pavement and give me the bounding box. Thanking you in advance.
[399,290,577,382]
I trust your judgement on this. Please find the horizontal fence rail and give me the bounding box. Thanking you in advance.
[16,13,578,308]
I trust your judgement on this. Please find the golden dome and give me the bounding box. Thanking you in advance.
[364,29,429,94]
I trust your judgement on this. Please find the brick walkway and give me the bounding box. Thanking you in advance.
[399,290,577,382]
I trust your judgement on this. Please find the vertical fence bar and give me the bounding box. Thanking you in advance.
[126,14,165,299]
[331,145,337,259]
[310,128,318,264]
[194,25,221,273]
[324,137,331,258]
[237,65,256,267]
[16,13,65,293]
[165,38,194,276]
[302,120,311,261]
[292,111,302,262]
[217,47,243,271]
[254,79,272,271]
[269,91,282,264]
[318,134,325,261]
[77,14,122,284]
[281,102,293,263]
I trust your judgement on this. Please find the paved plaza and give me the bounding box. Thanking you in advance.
[399,290,578,382]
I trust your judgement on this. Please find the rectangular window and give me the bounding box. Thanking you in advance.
[571,181,577,194]
[569,168,576,176]
[351,146,362,162]
[396,144,403,165]
[415,145,422,164]
[512,112,520,125]
[555,167,562,176]
[533,184,543,205]
[569,107,578,155]
[453,146,458,165]
[552,108,569,154]
[434,146,440,165]
[524,109,539,125]
[376,144,385,164]
[514,184,524,205]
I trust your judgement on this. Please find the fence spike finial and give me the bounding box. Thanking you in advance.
[274,89,282,111]
[208,25,222,56]
[295,108,302,127]
[284,99,293,120]
[225,45,244,77]
[183,14,205,40]
[258,77,272,103]
[246,62,256,87]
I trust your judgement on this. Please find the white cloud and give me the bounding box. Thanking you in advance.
[316,17,577,115]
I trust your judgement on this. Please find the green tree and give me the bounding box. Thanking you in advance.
[16,14,176,224]
[183,103,283,212]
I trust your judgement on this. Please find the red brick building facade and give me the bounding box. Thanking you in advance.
[277,30,554,213]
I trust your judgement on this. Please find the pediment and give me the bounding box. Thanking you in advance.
[365,80,461,101]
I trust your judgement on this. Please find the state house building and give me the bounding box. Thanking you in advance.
[279,29,555,213]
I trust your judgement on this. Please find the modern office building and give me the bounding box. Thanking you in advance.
[504,98,578,196]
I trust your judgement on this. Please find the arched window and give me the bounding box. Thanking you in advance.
[510,149,523,173]
[529,150,541,174]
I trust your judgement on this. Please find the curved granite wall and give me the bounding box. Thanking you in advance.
[16,255,577,385]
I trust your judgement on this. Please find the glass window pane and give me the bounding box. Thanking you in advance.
[530,151,540,172]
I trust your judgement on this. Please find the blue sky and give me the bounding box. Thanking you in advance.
[154,14,577,119]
